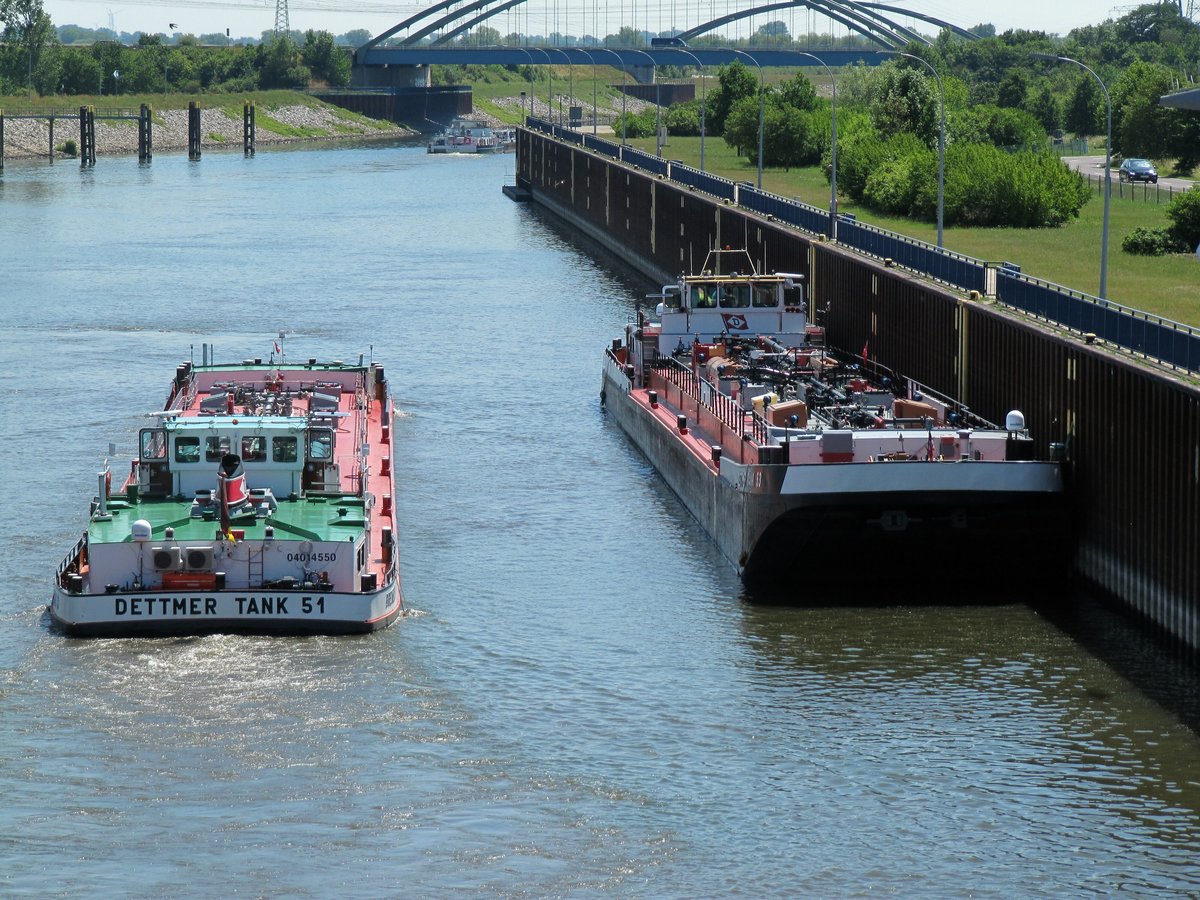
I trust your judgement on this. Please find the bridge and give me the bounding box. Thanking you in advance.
[348,0,976,88]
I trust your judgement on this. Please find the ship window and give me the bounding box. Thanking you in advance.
[693,284,716,308]
[309,428,333,460]
[753,285,778,308]
[273,436,298,463]
[242,436,267,463]
[174,437,201,463]
[720,284,750,308]
[140,428,167,460]
[206,436,230,462]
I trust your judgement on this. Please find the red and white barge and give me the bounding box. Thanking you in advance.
[51,344,404,636]
[602,249,1069,590]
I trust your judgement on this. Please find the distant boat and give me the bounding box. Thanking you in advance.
[602,247,1070,590]
[428,119,500,153]
[50,344,404,636]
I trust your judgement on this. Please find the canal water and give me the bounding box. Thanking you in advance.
[2,141,1200,896]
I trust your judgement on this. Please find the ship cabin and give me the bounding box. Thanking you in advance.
[135,417,336,502]
[651,250,809,355]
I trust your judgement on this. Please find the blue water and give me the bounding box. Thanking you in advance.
[2,141,1200,896]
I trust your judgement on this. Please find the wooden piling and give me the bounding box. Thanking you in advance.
[78,106,96,167]
[243,100,255,157]
[1,109,5,173]
[48,115,54,161]
[188,101,201,160]
[138,103,153,162]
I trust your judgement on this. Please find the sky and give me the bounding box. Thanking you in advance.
[41,0,1146,43]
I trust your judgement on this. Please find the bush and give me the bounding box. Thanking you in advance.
[1166,187,1200,251]
[1122,226,1188,256]
[863,155,924,215]
[666,102,701,137]
[56,139,78,157]
[613,110,656,139]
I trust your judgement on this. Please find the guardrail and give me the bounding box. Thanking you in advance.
[996,269,1200,373]
[523,118,1200,375]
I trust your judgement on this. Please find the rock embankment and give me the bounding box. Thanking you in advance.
[1,103,411,159]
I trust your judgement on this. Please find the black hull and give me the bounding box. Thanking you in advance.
[603,366,1071,596]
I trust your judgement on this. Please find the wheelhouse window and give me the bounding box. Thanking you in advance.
[206,436,230,462]
[308,428,333,460]
[719,284,750,308]
[140,428,166,460]
[753,285,778,308]
[692,284,716,308]
[241,436,267,463]
[273,436,298,463]
[174,437,201,463]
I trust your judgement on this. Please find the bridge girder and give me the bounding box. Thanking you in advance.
[358,0,975,55]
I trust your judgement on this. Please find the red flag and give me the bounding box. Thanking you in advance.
[273,340,281,353]
[861,341,868,363]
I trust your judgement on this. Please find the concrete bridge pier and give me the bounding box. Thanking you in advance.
[350,61,430,90]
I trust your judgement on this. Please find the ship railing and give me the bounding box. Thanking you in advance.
[649,357,777,464]
[56,534,86,582]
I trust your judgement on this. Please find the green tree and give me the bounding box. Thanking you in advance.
[776,72,817,111]
[707,60,758,135]
[259,34,309,89]
[723,95,760,158]
[996,68,1026,108]
[1029,85,1061,133]
[1166,186,1200,250]
[1111,59,1174,158]
[869,62,939,149]
[1065,74,1102,136]
[302,28,350,86]
[1,0,54,91]
[58,46,100,93]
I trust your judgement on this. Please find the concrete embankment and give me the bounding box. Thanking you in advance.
[0,103,413,160]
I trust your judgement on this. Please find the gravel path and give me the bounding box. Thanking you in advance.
[1,103,411,160]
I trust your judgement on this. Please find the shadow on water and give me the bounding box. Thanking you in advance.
[740,575,1200,735]
[1035,587,1200,733]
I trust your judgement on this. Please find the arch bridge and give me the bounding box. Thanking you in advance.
[350,0,975,86]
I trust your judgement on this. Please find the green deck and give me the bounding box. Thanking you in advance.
[88,495,368,545]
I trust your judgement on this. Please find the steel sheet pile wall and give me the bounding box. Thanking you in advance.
[520,129,1200,654]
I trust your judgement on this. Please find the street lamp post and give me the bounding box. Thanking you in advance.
[876,50,944,248]
[532,48,554,125]
[628,48,661,157]
[1032,52,1111,299]
[595,47,629,145]
[667,47,706,172]
[516,47,537,122]
[727,48,764,189]
[568,47,599,135]
[550,48,573,126]
[789,51,838,239]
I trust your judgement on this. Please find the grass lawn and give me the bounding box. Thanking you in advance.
[633,135,1200,327]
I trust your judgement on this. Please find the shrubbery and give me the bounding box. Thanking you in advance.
[1122,186,1200,255]
[1166,187,1200,250]
[1121,227,1187,255]
[838,134,1089,227]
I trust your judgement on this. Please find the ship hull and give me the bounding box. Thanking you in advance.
[602,364,1070,593]
[49,580,402,638]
